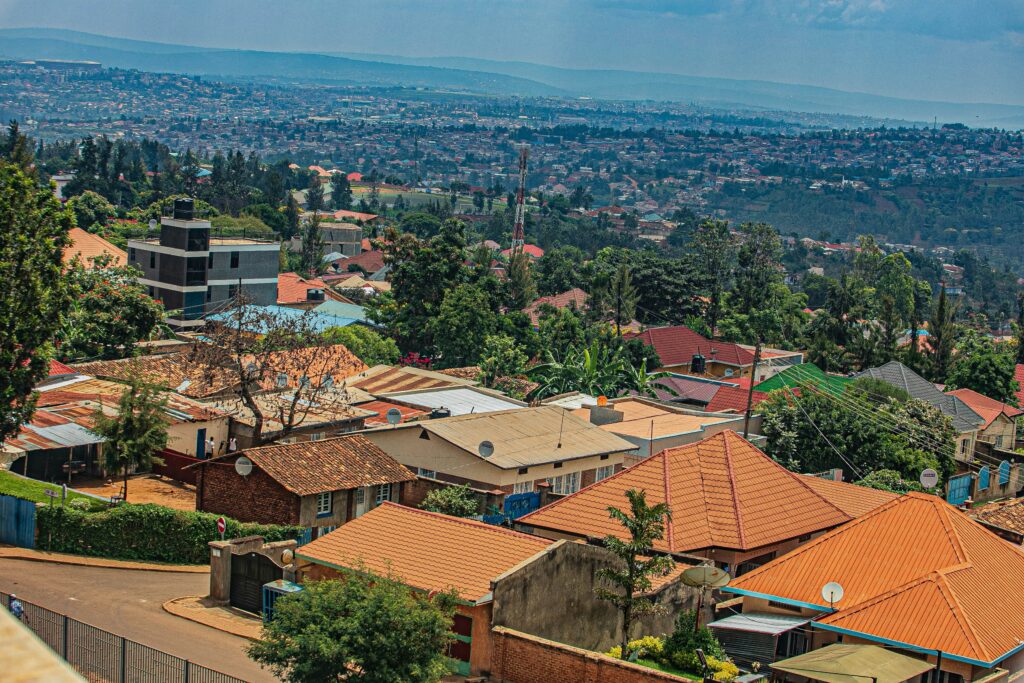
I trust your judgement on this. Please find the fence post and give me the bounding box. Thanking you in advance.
[184,660,191,683]
[120,636,127,683]
[62,613,68,659]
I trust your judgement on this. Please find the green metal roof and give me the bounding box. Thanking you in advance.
[756,363,851,395]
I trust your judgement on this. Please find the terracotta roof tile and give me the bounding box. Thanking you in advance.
[206,434,414,496]
[63,228,127,267]
[624,325,754,368]
[520,431,851,553]
[798,476,900,517]
[48,359,76,377]
[946,388,1023,428]
[704,386,769,413]
[730,493,1024,664]
[297,502,552,601]
[73,353,236,399]
[522,288,589,325]
[277,272,339,305]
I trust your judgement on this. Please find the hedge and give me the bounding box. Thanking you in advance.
[36,504,305,565]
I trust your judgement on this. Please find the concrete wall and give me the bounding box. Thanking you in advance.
[491,540,700,652]
[362,426,628,491]
[208,536,297,605]
[298,489,351,528]
[166,417,229,458]
[979,414,1017,450]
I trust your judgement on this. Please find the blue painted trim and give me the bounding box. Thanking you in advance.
[813,622,1024,668]
[721,586,834,613]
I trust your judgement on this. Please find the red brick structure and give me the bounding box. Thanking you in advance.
[490,627,689,683]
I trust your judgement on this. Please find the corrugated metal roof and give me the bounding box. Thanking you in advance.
[708,613,809,636]
[347,365,475,395]
[381,386,525,416]
[23,423,102,448]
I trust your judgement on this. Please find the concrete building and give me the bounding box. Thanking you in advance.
[127,198,279,328]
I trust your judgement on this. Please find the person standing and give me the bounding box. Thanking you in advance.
[8,594,24,621]
[228,437,237,453]
[206,436,215,458]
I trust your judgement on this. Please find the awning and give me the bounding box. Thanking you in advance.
[708,613,810,636]
[771,644,935,683]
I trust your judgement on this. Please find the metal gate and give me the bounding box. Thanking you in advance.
[0,495,36,548]
[230,552,282,614]
[947,473,973,506]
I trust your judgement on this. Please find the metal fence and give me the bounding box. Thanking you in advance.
[1,592,247,683]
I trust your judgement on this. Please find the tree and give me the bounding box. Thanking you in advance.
[300,212,325,275]
[856,469,925,494]
[596,489,675,657]
[529,341,626,399]
[399,212,443,239]
[429,283,498,368]
[690,219,736,336]
[1015,293,1024,366]
[60,259,165,360]
[505,251,536,311]
[478,334,528,388]
[0,120,35,172]
[306,177,325,213]
[597,264,637,336]
[331,173,352,210]
[92,377,169,501]
[284,194,301,240]
[946,348,1018,404]
[536,246,585,295]
[929,287,958,382]
[322,325,400,366]
[420,484,479,517]
[247,576,456,683]
[0,162,73,443]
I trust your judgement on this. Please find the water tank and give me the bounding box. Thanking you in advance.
[173,198,195,220]
[691,354,706,374]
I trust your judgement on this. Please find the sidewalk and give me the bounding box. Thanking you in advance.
[0,546,208,573]
[163,596,262,639]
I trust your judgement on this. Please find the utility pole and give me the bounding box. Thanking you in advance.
[742,340,762,439]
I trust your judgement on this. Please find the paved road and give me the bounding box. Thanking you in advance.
[0,559,276,682]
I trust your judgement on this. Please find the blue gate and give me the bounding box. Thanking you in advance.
[999,461,1011,486]
[977,466,990,492]
[946,474,973,506]
[504,492,541,519]
[0,495,36,548]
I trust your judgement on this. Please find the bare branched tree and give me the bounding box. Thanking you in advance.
[190,292,367,445]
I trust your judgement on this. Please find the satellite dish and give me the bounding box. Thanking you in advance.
[919,468,939,489]
[234,456,253,477]
[281,549,294,565]
[821,581,845,607]
[681,565,731,589]
[478,440,495,458]
[148,218,157,231]
[385,408,402,425]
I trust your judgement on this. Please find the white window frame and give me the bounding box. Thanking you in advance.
[513,481,533,494]
[310,432,324,442]
[547,472,581,495]
[375,483,392,506]
[595,465,616,482]
[316,491,332,516]
[416,467,436,479]
[276,372,289,388]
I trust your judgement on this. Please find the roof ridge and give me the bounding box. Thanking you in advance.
[722,432,746,549]
[935,497,971,565]
[662,448,677,553]
[929,570,992,661]
[379,502,550,543]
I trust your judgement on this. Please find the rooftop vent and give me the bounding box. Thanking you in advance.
[173,198,195,220]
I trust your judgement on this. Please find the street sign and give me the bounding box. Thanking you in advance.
[217,516,226,540]
[43,489,59,498]
[919,468,939,489]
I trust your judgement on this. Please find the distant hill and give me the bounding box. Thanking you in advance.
[0,28,563,95]
[3,29,1023,127]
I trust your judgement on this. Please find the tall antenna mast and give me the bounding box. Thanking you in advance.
[512,146,529,252]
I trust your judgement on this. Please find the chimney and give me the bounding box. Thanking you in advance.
[588,405,624,426]
[173,198,195,221]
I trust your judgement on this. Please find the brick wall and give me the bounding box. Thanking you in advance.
[196,456,300,525]
[490,627,690,683]
[153,449,199,485]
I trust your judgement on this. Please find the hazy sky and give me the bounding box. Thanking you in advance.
[2,0,1022,104]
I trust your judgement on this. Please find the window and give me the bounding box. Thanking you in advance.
[355,487,365,506]
[517,467,529,475]
[599,454,609,461]
[416,467,436,478]
[547,472,581,495]
[996,435,1005,448]
[208,252,214,268]
[310,432,324,442]
[230,251,239,268]
[149,251,156,268]
[553,462,563,469]
[316,491,332,517]
[128,247,136,262]
[513,481,533,494]
[375,483,392,506]
[276,373,289,388]
[595,465,616,482]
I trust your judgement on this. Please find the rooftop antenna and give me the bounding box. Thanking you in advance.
[556,406,566,449]
[821,581,844,610]
[511,146,529,253]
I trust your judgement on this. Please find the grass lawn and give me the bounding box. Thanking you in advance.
[0,470,108,511]
[636,659,700,680]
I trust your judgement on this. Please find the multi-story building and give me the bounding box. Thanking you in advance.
[127,199,279,328]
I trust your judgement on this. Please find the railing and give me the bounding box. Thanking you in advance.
[1,592,246,683]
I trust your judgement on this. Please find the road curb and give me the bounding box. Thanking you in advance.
[0,549,209,573]
[162,596,262,640]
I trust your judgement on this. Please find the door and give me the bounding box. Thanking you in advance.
[230,552,283,614]
[447,613,473,676]
[354,487,369,518]
[196,428,207,459]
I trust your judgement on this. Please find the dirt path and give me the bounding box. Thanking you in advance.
[73,474,196,511]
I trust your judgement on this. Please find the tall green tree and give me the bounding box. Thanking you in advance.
[306,177,325,213]
[300,213,325,275]
[0,162,73,442]
[92,377,169,501]
[929,287,958,382]
[322,325,400,366]
[478,334,528,388]
[595,489,675,658]
[283,194,301,240]
[505,251,537,311]
[429,283,498,368]
[247,576,456,683]
[690,219,736,336]
[946,348,1019,404]
[605,264,638,336]
[1015,293,1024,366]
[536,246,586,295]
[1,120,35,173]
[331,173,352,210]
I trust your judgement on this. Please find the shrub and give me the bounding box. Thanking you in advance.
[664,609,726,673]
[605,635,665,661]
[36,504,304,564]
[419,484,480,518]
[708,656,740,682]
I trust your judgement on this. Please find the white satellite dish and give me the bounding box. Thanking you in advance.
[148,218,157,231]
[386,408,403,426]
[478,440,495,458]
[821,581,845,607]
[681,565,731,589]
[919,468,939,489]
[234,456,254,477]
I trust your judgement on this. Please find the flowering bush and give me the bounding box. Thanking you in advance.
[605,635,665,661]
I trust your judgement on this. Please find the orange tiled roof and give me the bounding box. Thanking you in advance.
[48,359,76,377]
[704,385,769,413]
[730,492,1024,665]
[204,434,414,496]
[358,399,429,427]
[946,388,1023,428]
[277,272,341,305]
[297,502,552,601]
[798,476,900,518]
[519,430,851,554]
[522,288,589,325]
[63,228,127,267]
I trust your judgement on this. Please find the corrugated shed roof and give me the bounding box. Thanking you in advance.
[520,431,852,553]
[203,434,414,496]
[296,502,552,602]
[730,493,1024,664]
[755,363,851,395]
[799,476,900,518]
[381,386,525,416]
[347,365,475,395]
[358,400,429,427]
[416,405,635,469]
[571,400,737,439]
